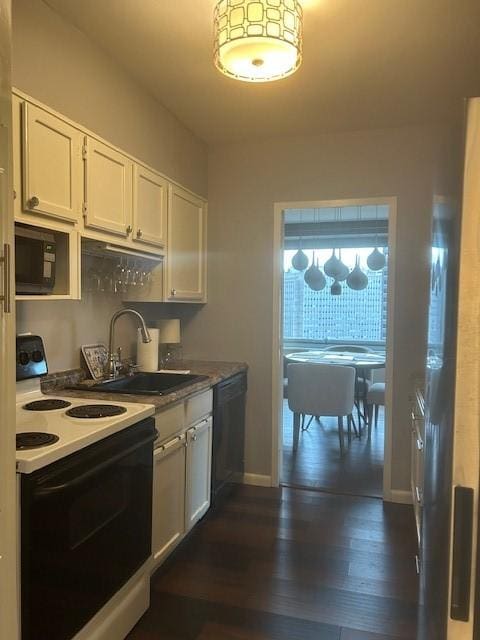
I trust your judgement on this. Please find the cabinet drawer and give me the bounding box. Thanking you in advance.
[155,403,184,444]
[185,389,212,426]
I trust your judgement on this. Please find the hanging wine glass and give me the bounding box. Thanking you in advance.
[346,255,368,290]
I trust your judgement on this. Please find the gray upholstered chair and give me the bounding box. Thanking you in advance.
[323,344,373,432]
[366,382,385,439]
[287,362,356,455]
[282,348,309,399]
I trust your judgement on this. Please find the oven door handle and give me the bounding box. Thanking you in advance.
[34,431,157,497]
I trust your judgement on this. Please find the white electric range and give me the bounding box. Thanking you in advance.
[16,376,155,473]
[17,334,157,640]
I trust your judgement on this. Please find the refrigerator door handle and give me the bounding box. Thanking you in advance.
[450,485,474,621]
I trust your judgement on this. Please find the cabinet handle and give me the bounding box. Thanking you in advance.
[28,195,39,209]
[415,486,423,505]
[0,243,11,314]
[137,229,142,238]
[415,554,420,575]
[126,225,132,234]
[171,288,176,296]
[416,437,424,451]
[191,434,197,442]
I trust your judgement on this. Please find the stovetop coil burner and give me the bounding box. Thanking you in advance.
[66,404,127,419]
[24,399,72,411]
[16,432,60,450]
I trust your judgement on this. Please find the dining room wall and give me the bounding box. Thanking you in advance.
[179,122,459,495]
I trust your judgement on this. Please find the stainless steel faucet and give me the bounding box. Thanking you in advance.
[106,309,151,378]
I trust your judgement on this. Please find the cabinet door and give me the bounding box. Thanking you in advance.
[133,164,167,250]
[186,417,212,531]
[22,103,82,223]
[166,184,206,302]
[152,435,186,566]
[83,136,133,236]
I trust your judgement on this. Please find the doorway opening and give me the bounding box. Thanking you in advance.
[272,198,396,500]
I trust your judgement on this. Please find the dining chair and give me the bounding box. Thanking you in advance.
[323,345,373,432]
[282,348,309,399]
[287,362,356,456]
[366,382,385,439]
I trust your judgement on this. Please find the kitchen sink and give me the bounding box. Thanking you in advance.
[85,372,208,395]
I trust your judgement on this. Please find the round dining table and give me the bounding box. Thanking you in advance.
[285,350,386,370]
[285,349,386,439]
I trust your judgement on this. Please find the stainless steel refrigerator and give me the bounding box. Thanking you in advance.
[418,97,480,640]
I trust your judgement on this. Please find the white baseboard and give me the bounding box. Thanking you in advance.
[242,473,272,487]
[387,489,413,504]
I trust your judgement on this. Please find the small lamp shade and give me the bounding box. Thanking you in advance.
[158,319,181,344]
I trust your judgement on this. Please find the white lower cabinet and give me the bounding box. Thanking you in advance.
[152,391,213,570]
[185,417,213,532]
[152,434,186,565]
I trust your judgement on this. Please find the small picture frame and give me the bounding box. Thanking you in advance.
[81,343,108,380]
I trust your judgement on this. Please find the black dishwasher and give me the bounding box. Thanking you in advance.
[212,372,247,503]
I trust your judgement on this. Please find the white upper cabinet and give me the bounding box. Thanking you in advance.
[21,103,83,223]
[166,184,207,302]
[133,164,167,250]
[83,136,133,237]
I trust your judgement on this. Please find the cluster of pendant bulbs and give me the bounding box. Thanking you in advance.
[291,246,386,295]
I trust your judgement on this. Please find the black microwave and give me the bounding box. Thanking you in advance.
[15,226,56,294]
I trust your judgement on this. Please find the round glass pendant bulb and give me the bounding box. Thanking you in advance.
[331,280,342,296]
[366,247,386,271]
[304,262,326,291]
[214,1,303,83]
[324,250,342,279]
[291,248,309,271]
[346,257,369,291]
[336,259,349,282]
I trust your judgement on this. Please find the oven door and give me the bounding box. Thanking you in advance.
[20,418,156,640]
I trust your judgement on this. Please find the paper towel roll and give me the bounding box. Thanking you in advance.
[137,328,159,372]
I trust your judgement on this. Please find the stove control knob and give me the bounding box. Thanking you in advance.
[32,350,44,363]
[18,351,30,366]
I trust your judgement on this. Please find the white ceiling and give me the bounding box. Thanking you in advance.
[43,0,480,144]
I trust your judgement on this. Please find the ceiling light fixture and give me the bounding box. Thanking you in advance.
[214,0,303,83]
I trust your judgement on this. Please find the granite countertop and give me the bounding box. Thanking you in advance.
[43,360,248,411]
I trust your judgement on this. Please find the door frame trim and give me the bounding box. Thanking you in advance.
[271,197,398,502]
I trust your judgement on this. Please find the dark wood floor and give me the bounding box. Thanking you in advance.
[282,401,384,498]
[127,485,418,640]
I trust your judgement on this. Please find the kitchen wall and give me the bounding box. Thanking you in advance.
[12,0,207,372]
[180,123,459,493]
